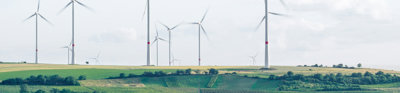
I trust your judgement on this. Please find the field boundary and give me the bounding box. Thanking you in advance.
[207,75,218,88]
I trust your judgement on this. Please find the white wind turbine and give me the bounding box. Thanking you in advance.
[141,0,151,66]
[189,9,210,66]
[88,52,101,64]
[160,23,182,66]
[59,0,93,65]
[23,0,52,64]
[249,52,258,66]
[61,42,72,64]
[256,0,289,69]
[152,25,167,66]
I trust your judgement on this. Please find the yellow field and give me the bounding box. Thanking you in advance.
[0,64,256,72]
[0,64,399,76]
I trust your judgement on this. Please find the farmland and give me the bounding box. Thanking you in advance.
[1,64,400,93]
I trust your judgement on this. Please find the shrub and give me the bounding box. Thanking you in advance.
[78,75,87,80]
[209,68,219,75]
[119,73,126,78]
[35,89,46,93]
[20,84,29,93]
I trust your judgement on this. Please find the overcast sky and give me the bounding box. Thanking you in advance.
[1,0,399,67]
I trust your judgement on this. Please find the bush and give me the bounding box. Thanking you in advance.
[208,68,219,75]
[78,75,87,80]
[232,72,237,75]
[35,89,46,93]
[119,73,126,78]
[20,84,29,93]
[1,75,80,86]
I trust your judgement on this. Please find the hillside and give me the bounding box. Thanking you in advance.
[1,64,400,93]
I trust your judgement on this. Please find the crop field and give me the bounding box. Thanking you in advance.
[1,64,400,93]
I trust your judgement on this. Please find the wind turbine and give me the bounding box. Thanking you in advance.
[141,0,151,66]
[23,0,52,64]
[256,0,289,69]
[88,52,101,64]
[189,9,210,66]
[59,0,93,65]
[152,25,167,66]
[160,23,182,66]
[61,43,71,64]
[249,52,258,66]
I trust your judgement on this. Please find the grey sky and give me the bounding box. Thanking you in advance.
[1,0,399,67]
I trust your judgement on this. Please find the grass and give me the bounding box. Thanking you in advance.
[142,75,212,88]
[361,82,400,89]
[212,75,280,91]
[0,64,255,72]
[0,69,177,80]
[1,64,400,92]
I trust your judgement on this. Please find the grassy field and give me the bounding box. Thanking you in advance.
[0,69,177,80]
[1,64,400,93]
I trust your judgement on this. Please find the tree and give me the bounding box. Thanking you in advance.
[64,76,79,85]
[337,64,344,68]
[78,75,87,80]
[20,84,29,93]
[364,71,373,77]
[35,89,46,93]
[119,73,126,78]
[142,72,154,77]
[185,69,192,75]
[313,73,323,80]
[269,75,277,80]
[60,89,72,93]
[357,63,362,68]
[336,73,343,78]
[209,68,219,75]
[50,88,60,93]
[287,71,294,77]
[376,71,385,76]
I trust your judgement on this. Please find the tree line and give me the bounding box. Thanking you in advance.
[0,75,85,85]
[108,68,219,79]
[298,63,362,69]
[269,71,400,91]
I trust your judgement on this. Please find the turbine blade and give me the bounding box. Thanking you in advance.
[37,0,41,12]
[23,14,36,22]
[200,9,209,23]
[255,16,265,31]
[171,23,182,30]
[58,1,73,14]
[268,12,288,17]
[96,52,101,59]
[151,38,158,46]
[75,0,94,12]
[280,0,288,10]
[141,1,148,22]
[159,22,170,30]
[38,13,53,25]
[158,37,167,42]
[200,25,210,41]
[154,24,160,36]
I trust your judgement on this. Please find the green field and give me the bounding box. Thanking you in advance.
[0,69,177,80]
[1,64,400,93]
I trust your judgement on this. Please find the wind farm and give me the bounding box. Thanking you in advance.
[1,0,400,93]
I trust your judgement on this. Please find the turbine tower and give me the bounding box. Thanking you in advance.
[141,0,151,66]
[23,0,52,64]
[59,0,93,65]
[160,23,182,66]
[256,0,288,69]
[61,42,71,64]
[189,9,210,66]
